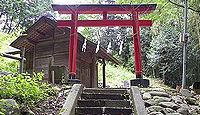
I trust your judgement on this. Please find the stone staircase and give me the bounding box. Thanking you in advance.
[75,88,133,115]
[60,84,147,115]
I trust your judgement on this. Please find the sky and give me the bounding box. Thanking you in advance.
[53,0,94,4]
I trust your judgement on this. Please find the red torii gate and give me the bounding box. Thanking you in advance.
[52,4,157,86]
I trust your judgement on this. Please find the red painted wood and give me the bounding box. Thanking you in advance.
[69,25,74,73]
[52,4,157,78]
[56,20,152,27]
[103,11,107,20]
[69,12,78,75]
[132,12,142,78]
[52,4,156,14]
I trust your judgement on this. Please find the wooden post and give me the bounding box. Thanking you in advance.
[102,59,106,88]
[20,47,25,73]
[51,56,55,84]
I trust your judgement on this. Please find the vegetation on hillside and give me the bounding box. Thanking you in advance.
[0,32,19,73]
[98,63,133,87]
[0,0,53,33]
[0,0,199,89]
[81,0,200,87]
[0,73,55,105]
[0,73,56,114]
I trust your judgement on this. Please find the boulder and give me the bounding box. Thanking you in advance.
[186,97,198,105]
[149,111,164,115]
[143,92,152,100]
[180,89,192,98]
[167,113,182,115]
[178,104,189,109]
[159,102,180,110]
[172,96,183,104]
[0,99,21,115]
[149,91,169,97]
[189,105,200,114]
[154,96,171,103]
[145,99,157,107]
[161,108,176,114]
[147,106,163,112]
[177,107,189,115]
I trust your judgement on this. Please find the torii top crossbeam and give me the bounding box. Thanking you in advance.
[52,4,156,14]
[52,4,157,80]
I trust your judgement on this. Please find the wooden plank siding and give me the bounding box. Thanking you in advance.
[10,16,120,88]
[29,29,97,87]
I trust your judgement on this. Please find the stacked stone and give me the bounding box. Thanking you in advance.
[141,88,200,115]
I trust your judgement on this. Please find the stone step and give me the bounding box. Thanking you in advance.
[84,88,128,94]
[75,107,133,115]
[77,99,131,108]
[81,93,129,100]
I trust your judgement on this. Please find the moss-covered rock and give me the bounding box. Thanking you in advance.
[0,99,21,115]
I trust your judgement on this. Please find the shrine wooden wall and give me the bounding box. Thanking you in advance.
[25,28,98,87]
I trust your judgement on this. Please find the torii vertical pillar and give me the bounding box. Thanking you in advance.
[68,12,80,83]
[130,12,149,87]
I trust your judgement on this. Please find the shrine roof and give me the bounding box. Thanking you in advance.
[52,4,157,14]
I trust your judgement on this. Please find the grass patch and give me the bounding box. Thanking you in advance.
[98,63,134,87]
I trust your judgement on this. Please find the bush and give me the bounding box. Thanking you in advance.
[0,73,55,105]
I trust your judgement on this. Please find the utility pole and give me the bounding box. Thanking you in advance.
[182,0,189,89]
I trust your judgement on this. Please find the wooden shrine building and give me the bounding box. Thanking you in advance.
[10,16,120,88]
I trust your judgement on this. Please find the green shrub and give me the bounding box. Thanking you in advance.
[0,73,55,105]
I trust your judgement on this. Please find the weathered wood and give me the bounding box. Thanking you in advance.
[84,88,127,94]
[102,58,106,88]
[60,84,83,115]
[0,53,25,61]
[130,86,147,115]
[77,99,131,107]
[81,93,129,100]
[76,107,132,114]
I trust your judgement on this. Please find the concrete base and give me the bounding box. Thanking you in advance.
[130,78,150,88]
[68,74,80,84]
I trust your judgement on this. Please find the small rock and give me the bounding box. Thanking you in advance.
[149,111,164,115]
[179,104,189,109]
[143,92,152,100]
[189,105,200,114]
[149,91,169,97]
[172,96,183,104]
[186,97,198,105]
[154,96,171,102]
[161,108,176,114]
[151,88,165,92]
[180,89,192,97]
[147,106,163,112]
[145,99,157,107]
[167,113,182,115]
[159,102,180,110]
[177,107,189,115]
[22,110,35,115]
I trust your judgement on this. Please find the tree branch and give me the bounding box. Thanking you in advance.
[168,0,200,13]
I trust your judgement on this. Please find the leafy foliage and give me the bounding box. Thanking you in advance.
[98,63,133,87]
[0,73,56,105]
[0,32,19,73]
[0,0,53,33]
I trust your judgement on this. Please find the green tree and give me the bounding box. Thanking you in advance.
[0,0,53,33]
